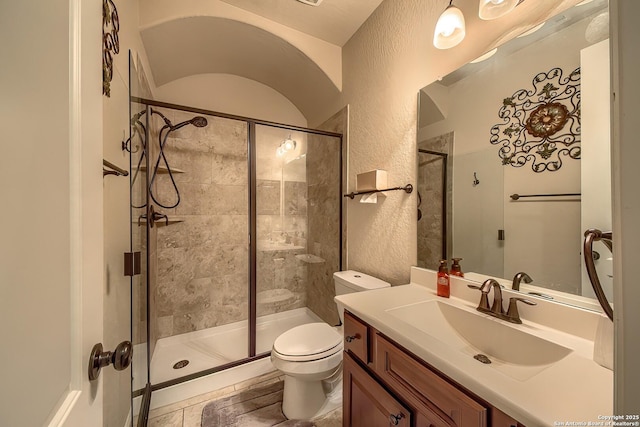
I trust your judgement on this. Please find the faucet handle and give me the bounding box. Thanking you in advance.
[467,284,490,311]
[505,297,537,324]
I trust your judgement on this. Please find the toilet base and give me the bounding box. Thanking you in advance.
[281,371,342,420]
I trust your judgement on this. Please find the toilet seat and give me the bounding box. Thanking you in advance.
[273,323,343,362]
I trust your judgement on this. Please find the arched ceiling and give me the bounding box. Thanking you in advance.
[141,16,341,124]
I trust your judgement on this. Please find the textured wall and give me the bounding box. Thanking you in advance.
[337,0,581,285]
[340,0,438,285]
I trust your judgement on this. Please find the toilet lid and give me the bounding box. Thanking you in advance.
[273,323,342,362]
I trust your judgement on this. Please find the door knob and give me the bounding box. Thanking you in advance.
[88,341,133,381]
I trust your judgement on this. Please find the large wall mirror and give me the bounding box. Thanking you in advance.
[417,0,611,311]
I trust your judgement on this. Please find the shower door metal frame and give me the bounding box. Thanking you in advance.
[418,148,449,262]
[130,97,344,393]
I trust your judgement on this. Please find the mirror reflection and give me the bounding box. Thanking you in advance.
[417,0,611,310]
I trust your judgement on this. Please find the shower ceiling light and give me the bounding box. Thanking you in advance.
[276,135,297,157]
[433,2,466,49]
[479,0,519,20]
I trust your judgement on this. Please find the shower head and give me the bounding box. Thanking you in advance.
[190,116,208,127]
[171,116,208,131]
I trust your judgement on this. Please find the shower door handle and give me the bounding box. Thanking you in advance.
[88,341,133,381]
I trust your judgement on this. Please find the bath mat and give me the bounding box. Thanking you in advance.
[201,380,316,427]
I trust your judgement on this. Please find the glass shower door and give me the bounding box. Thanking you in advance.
[254,124,343,350]
[145,106,250,386]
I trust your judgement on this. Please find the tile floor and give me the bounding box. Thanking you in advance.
[144,371,342,427]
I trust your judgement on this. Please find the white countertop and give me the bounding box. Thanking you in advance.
[335,281,613,426]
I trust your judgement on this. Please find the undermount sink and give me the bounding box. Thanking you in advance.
[386,300,572,381]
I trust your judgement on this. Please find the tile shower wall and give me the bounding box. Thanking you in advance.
[152,110,249,339]
[306,133,342,326]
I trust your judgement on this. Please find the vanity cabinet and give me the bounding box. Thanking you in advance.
[343,354,411,427]
[342,311,523,427]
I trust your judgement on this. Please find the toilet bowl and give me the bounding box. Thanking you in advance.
[271,322,343,419]
[270,270,390,420]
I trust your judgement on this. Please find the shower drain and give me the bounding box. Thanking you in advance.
[173,360,190,369]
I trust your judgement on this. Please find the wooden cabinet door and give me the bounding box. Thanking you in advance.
[417,410,456,427]
[375,334,487,427]
[343,353,410,427]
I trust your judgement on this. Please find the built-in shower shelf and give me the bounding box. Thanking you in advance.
[295,254,325,264]
[257,289,295,305]
[136,165,185,174]
[135,216,185,226]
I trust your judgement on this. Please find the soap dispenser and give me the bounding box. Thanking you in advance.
[450,258,464,277]
[437,260,450,298]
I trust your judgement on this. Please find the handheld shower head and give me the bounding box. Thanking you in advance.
[170,116,208,131]
[190,116,208,127]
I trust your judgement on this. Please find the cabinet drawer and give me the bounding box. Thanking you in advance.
[375,334,487,427]
[344,311,369,364]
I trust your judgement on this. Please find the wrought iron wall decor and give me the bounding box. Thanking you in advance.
[490,67,581,172]
[103,0,120,97]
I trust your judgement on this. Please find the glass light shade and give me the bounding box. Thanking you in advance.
[517,22,544,38]
[470,48,498,63]
[479,0,519,20]
[433,5,466,49]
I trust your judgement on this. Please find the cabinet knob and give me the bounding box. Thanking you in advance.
[389,412,405,425]
[345,334,359,343]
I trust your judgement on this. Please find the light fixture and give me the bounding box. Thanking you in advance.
[433,1,466,50]
[470,48,498,63]
[517,22,544,38]
[295,0,323,5]
[276,135,297,157]
[479,0,519,20]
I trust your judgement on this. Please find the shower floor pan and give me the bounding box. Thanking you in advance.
[150,307,322,384]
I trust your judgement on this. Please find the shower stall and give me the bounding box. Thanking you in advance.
[128,92,343,423]
[417,133,453,270]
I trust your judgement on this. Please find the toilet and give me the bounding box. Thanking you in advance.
[271,270,390,420]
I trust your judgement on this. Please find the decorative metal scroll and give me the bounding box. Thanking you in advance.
[490,67,581,172]
[103,0,120,97]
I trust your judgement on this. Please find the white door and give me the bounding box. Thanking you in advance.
[0,0,105,426]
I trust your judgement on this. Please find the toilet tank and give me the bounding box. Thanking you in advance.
[334,270,390,323]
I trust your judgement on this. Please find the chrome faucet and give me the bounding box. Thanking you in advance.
[511,272,533,291]
[468,279,537,324]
